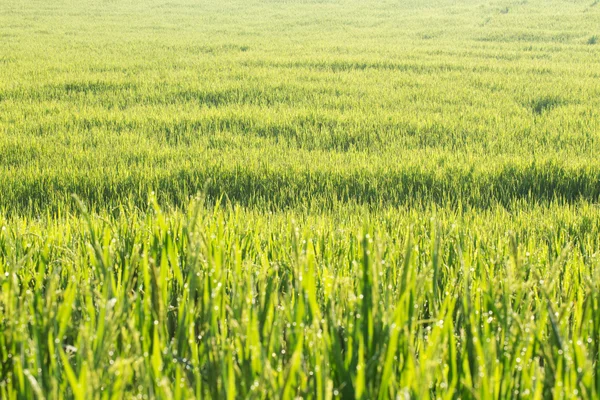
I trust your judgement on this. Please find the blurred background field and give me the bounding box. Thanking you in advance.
[1,0,600,213]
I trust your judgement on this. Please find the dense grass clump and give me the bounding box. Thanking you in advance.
[2,0,600,398]
[2,201,600,398]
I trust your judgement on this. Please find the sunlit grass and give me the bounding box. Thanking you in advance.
[1,199,600,398]
[1,0,600,398]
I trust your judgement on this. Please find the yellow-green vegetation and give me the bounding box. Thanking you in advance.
[1,0,600,398]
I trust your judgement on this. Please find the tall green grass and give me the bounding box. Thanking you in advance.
[1,200,600,398]
[1,0,600,216]
[2,155,600,215]
[2,0,600,397]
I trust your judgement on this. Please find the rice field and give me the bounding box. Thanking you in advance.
[1,0,600,398]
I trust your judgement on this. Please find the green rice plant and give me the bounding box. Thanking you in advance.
[1,0,600,397]
[1,200,600,398]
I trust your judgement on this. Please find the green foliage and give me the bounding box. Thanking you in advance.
[1,201,600,398]
[1,0,600,215]
[529,96,565,115]
[1,0,600,398]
